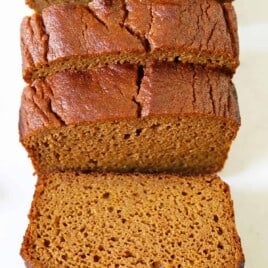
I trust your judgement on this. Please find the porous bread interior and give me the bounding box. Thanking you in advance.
[28,50,235,82]
[21,173,244,267]
[23,115,239,175]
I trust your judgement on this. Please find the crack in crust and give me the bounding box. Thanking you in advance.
[121,0,129,27]
[33,82,66,126]
[26,0,236,13]
[20,62,240,139]
[21,14,49,81]
[133,65,144,118]
[86,6,109,29]
[120,0,151,52]
[192,68,198,111]
[44,83,67,125]
[35,13,49,64]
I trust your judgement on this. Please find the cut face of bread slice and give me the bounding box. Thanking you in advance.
[21,0,239,82]
[21,172,244,267]
[19,62,240,175]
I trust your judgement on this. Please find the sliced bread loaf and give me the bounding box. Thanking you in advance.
[21,0,238,82]
[19,62,240,175]
[21,172,244,267]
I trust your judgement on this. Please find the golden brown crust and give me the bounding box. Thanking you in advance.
[21,173,244,267]
[137,62,240,122]
[21,1,239,82]
[26,0,235,13]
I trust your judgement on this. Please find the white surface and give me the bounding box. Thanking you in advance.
[0,1,267,267]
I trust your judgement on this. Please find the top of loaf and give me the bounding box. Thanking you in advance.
[21,0,239,82]
[26,0,234,13]
[19,62,240,140]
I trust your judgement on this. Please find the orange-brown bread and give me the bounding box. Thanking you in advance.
[21,0,239,82]
[25,0,89,12]
[19,62,240,175]
[26,0,235,13]
[21,172,244,268]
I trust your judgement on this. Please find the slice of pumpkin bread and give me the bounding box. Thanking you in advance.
[21,172,244,268]
[19,62,240,175]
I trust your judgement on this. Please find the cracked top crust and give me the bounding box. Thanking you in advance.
[19,64,138,139]
[26,0,235,13]
[138,62,240,120]
[19,62,240,140]
[21,0,239,82]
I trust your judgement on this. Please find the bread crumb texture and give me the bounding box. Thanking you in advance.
[21,173,244,268]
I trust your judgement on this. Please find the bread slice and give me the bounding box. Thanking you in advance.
[21,172,244,267]
[21,0,239,82]
[19,62,240,175]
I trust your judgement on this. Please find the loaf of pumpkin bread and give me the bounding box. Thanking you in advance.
[21,172,244,268]
[21,0,239,82]
[19,62,240,175]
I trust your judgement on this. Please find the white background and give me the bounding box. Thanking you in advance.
[0,1,267,267]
